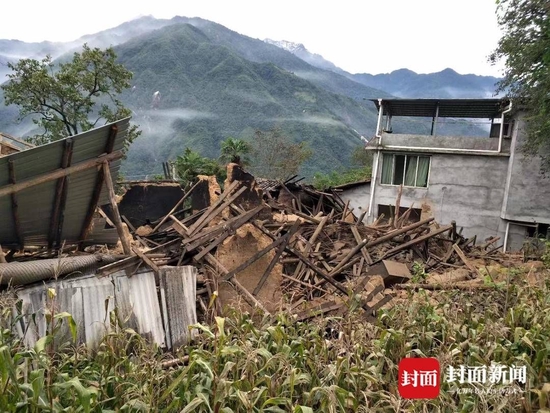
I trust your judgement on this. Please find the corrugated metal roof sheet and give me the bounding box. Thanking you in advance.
[0,119,130,248]
[370,99,509,119]
[16,269,165,349]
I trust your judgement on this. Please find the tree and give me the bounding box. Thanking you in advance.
[490,0,550,169]
[2,44,140,146]
[219,137,251,166]
[174,148,225,184]
[312,145,372,189]
[248,128,312,180]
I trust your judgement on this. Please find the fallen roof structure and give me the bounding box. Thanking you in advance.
[0,118,131,250]
[0,132,35,156]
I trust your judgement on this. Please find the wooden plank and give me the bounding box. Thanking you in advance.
[98,206,116,228]
[121,215,136,233]
[452,244,481,277]
[341,199,350,222]
[379,225,453,262]
[49,138,74,249]
[8,160,23,249]
[102,162,132,255]
[187,180,241,235]
[280,274,330,294]
[350,225,373,265]
[169,216,270,314]
[253,221,300,296]
[97,239,178,276]
[0,245,6,263]
[393,185,402,227]
[189,185,248,237]
[187,205,264,254]
[151,179,200,233]
[293,215,328,278]
[159,266,197,349]
[395,283,499,291]
[231,278,271,314]
[0,151,123,198]
[296,300,343,321]
[367,294,393,312]
[356,209,368,226]
[221,228,297,282]
[131,246,160,274]
[363,284,385,303]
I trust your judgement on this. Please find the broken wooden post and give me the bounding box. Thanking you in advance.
[102,162,132,256]
[0,245,6,264]
[159,266,197,349]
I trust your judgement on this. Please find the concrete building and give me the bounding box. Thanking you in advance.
[333,180,371,222]
[365,98,550,252]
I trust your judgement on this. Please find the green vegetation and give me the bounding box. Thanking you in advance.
[105,23,377,179]
[491,0,550,170]
[312,147,372,189]
[1,45,139,147]
[1,273,548,412]
[248,128,313,180]
[174,148,226,184]
[219,137,251,166]
[0,20,491,179]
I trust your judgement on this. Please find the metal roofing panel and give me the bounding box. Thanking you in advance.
[370,99,508,119]
[16,269,166,349]
[0,118,130,248]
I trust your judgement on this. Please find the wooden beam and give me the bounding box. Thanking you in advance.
[79,170,106,243]
[159,266,197,348]
[452,244,481,277]
[378,224,453,262]
[252,221,300,296]
[192,205,264,261]
[0,150,123,198]
[78,125,119,244]
[131,246,160,274]
[187,182,246,236]
[105,124,118,153]
[221,227,295,282]
[350,225,373,265]
[48,138,74,249]
[102,162,132,255]
[8,160,23,249]
[0,245,6,263]
[151,179,200,233]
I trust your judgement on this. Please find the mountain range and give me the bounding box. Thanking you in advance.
[0,16,501,179]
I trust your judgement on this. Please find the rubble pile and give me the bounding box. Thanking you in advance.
[94,165,510,322]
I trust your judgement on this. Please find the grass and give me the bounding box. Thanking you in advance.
[0,271,549,412]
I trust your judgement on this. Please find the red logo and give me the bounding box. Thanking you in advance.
[398,358,440,399]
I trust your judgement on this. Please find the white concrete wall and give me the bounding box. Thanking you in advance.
[371,153,510,242]
[501,116,550,224]
[339,184,371,223]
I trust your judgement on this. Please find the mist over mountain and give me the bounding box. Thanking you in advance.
[265,40,501,99]
[0,16,496,179]
[352,68,500,98]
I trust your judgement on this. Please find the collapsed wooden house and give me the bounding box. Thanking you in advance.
[0,122,520,350]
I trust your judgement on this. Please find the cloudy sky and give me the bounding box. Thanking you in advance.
[1,0,504,76]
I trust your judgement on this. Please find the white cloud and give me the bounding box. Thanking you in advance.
[0,0,504,76]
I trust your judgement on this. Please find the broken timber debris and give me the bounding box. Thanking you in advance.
[3,162,514,327]
[90,164,509,323]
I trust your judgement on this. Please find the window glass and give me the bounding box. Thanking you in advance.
[381,154,393,184]
[394,155,405,185]
[380,154,430,188]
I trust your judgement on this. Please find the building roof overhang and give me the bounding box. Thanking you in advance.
[370,98,511,119]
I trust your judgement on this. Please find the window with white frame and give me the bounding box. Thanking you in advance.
[381,154,430,187]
